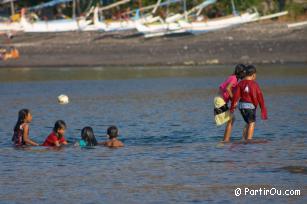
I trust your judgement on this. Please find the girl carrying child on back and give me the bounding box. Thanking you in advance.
[12,109,39,146]
[74,126,98,147]
[214,64,246,142]
[43,120,68,147]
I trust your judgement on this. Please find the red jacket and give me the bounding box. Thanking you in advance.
[230,79,268,120]
[43,132,66,146]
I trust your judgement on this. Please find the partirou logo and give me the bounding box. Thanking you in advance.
[234,187,301,197]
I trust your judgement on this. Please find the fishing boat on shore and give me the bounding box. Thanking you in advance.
[135,0,218,38]
[86,0,182,32]
[137,0,289,38]
[20,0,91,32]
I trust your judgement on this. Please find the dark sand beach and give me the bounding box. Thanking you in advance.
[1,21,307,67]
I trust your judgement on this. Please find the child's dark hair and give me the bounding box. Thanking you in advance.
[13,109,30,132]
[234,64,246,80]
[245,65,257,76]
[53,120,66,133]
[107,126,118,139]
[81,127,97,146]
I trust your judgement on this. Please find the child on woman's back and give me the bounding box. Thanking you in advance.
[100,126,124,148]
[43,120,68,147]
[12,109,39,146]
[75,126,98,147]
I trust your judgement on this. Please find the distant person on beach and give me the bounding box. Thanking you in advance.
[214,64,246,142]
[43,120,68,147]
[230,65,268,141]
[12,109,39,146]
[74,127,98,147]
[100,126,124,148]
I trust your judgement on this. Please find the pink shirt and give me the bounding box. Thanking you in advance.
[219,75,238,103]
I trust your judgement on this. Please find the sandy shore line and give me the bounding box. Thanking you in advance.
[1,21,307,68]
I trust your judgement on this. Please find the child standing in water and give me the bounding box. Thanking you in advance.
[230,65,268,141]
[75,127,98,147]
[214,64,246,142]
[12,109,39,146]
[43,120,68,147]
[101,126,124,148]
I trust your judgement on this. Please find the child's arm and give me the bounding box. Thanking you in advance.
[226,83,234,99]
[59,136,68,145]
[54,141,61,147]
[230,85,241,112]
[256,84,268,120]
[22,124,39,146]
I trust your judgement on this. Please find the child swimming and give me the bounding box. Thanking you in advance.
[43,120,68,147]
[75,127,98,147]
[214,64,246,142]
[12,109,39,146]
[230,65,268,141]
[100,126,124,148]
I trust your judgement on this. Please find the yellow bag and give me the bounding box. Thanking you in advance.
[214,96,231,126]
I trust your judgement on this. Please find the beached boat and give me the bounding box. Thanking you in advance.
[136,0,218,38]
[0,21,22,31]
[137,8,288,38]
[20,16,91,33]
[180,11,260,35]
[86,0,179,32]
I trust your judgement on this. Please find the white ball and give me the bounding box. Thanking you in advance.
[57,94,69,104]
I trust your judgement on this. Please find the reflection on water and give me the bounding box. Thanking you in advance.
[0,65,306,203]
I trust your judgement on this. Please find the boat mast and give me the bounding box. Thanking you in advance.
[152,0,162,15]
[231,0,238,16]
[72,0,76,19]
[10,0,15,16]
[183,0,187,21]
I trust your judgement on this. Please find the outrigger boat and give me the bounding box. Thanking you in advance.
[136,0,217,38]
[136,0,288,38]
[20,0,91,32]
[86,0,182,32]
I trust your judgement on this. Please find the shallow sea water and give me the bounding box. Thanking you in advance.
[0,65,306,203]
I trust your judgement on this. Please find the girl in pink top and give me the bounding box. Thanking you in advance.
[218,64,246,142]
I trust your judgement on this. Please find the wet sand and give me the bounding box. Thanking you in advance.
[1,21,307,67]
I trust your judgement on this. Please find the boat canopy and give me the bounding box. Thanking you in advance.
[28,0,73,11]
[126,0,182,15]
[187,0,217,16]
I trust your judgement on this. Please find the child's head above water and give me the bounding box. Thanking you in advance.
[53,120,66,137]
[107,126,119,139]
[14,109,32,131]
[245,65,257,79]
[81,126,97,146]
[234,64,246,80]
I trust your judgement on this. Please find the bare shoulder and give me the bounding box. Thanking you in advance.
[22,123,29,131]
[115,140,124,147]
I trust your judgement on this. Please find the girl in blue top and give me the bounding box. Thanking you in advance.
[75,127,98,147]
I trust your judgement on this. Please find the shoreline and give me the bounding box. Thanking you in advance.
[1,21,307,68]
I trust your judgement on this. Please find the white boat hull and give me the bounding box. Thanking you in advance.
[20,18,91,33]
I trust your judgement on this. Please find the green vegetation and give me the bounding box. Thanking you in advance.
[3,0,307,18]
